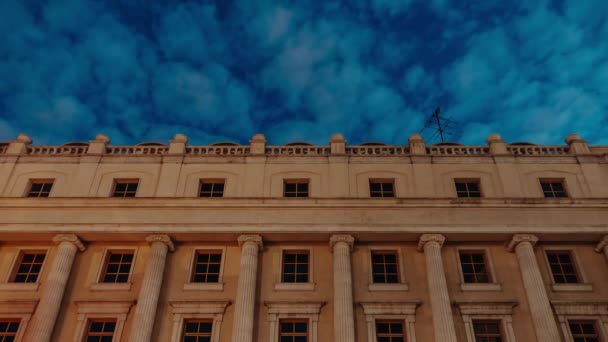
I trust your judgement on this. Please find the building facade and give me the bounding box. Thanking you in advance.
[0,132,607,342]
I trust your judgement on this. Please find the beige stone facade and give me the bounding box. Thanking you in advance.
[0,132,607,341]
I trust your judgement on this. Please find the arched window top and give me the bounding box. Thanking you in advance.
[285,141,313,146]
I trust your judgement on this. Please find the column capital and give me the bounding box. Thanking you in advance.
[145,234,175,252]
[507,234,538,252]
[52,234,86,251]
[595,235,608,253]
[330,234,354,250]
[237,235,263,249]
[417,234,445,251]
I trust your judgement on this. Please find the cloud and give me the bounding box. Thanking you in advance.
[0,0,605,146]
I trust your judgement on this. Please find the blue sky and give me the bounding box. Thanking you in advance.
[0,0,606,145]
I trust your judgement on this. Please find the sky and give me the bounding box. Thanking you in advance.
[0,0,607,146]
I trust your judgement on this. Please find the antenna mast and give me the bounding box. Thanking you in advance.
[422,106,459,143]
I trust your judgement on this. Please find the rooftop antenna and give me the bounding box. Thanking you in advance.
[421,106,459,143]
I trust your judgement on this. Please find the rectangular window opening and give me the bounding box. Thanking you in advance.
[371,250,400,284]
[279,319,308,342]
[199,179,225,198]
[540,179,568,198]
[191,250,222,283]
[369,179,395,198]
[568,320,600,342]
[85,319,116,342]
[112,179,139,198]
[473,320,503,342]
[546,250,580,284]
[27,179,54,197]
[459,250,491,284]
[375,320,405,342]
[10,251,46,283]
[101,251,134,284]
[454,179,482,198]
[282,250,309,283]
[182,319,213,341]
[283,179,309,198]
[0,319,20,340]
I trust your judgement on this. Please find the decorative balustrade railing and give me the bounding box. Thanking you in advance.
[106,146,169,155]
[427,146,489,155]
[266,145,330,155]
[186,146,250,155]
[27,146,89,155]
[346,146,409,155]
[506,145,568,155]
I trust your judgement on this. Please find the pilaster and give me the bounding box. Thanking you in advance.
[330,234,355,342]
[232,235,263,342]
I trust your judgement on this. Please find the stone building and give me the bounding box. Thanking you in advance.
[0,132,607,342]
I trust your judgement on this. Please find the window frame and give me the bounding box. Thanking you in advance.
[472,319,505,342]
[567,320,603,342]
[83,318,117,341]
[275,247,314,291]
[283,179,310,198]
[265,301,324,342]
[184,247,226,291]
[455,247,501,292]
[26,179,55,198]
[73,301,133,342]
[359,302,419,342]
[169,301,230,342]
[539,178,569,198]
[91,247,138,291]
[454,178,483,198]
[198,178,226,198]
[281,250,310,284]
[181,319,214,341]
[367,247,408,292]
[111,178,139,198]
[374,319,407,342]
[542,247,592,292]
[0,247,50,291]
[456,302,517,342]
[0,300,37,342]
[369,178,396,198]
[278,318,309,342]
[552,301,608,342]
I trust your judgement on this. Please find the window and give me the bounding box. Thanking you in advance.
[0,319,20,342]
[371,251,399,284]
[283,179,309,198]
[85,319,116,342]
[282,251,309,283]
[279,319,308,342]
[101,251,134,283]
[375,320,406,342]
[546,251,579,284]
[459,251,491,284]
[191,251,222,283]
[473,320,503,342]
[182,319,213,342]
[112,179,138,197]
[455,179,481,198]
[199,179,225,198]
[369,179,395,198]
[568,321,600,342]
[540,179,568,198]
[27,179,54,197]
[10,251,46,283]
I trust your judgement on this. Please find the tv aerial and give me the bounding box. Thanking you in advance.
[421,107,460,143]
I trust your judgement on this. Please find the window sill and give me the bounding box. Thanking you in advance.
[90,282,132,291]
[274,283,315,291]
[551,283,593,292]
[183,283,224,291]
[460,283,502,292]
[0,283,40,291]
[368,283,409,292]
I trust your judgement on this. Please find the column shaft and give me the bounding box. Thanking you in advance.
[232,235,262,342]
[331,235,355,342]
[419,235,457,342]
[510,235,561,342]
[129,236,173,342]
[23,235,84,342]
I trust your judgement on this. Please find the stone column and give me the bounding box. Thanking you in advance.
[231,235,263,342]
[417,234,457,342]
[507,234,561,342]
[23,234,85,342]
[330,235,356,342]
[129,235,175,342]
[596,236,608,260]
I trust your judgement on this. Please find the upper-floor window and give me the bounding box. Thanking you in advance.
[279,319,308,342]
[540,179,568,198]
[85,319,116,342]
[282,250,309,283]
[27,179,54,197]
[375,320,405,342]
[455,179,482,198]
[473,320,503,342]
[11,251,46,283]
[182,319,213,341]
[568,320,600,341]
[546,250,580,284]
[371,250,400,284]
[191,250,222,283]
[112,179,139,198]
[199,179,225,198]
[459,250,491,284]
[369,179,395,198]
[101,251,134,283]
[283,179,309,198]
[0,319,20,340]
